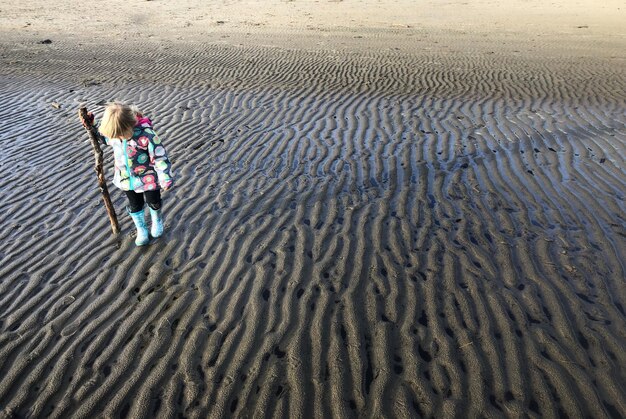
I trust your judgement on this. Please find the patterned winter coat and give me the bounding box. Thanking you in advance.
[103,117,173,192]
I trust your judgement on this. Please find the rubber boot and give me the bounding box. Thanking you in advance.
[128,208,150,246]
[149,207,164,238]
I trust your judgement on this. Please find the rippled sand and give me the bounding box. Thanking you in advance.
[0,3,625,417]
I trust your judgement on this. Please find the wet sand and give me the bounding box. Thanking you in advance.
[0,1,625,417]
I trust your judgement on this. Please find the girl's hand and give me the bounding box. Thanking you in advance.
[161,180,172,191]
[81,112,95,128]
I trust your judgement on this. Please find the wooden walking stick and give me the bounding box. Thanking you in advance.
[79,107,120,235]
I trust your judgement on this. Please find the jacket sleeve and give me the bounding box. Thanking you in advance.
[146,128,174,189]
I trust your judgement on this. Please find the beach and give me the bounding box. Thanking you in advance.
[0,1,624,417]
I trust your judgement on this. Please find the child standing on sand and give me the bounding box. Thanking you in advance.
[85,102,174,246]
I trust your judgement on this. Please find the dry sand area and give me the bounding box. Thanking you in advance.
[0,0,625,417]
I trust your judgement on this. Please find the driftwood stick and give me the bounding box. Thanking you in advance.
[79,107,120,235]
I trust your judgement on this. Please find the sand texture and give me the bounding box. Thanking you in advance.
[0,1,625,417]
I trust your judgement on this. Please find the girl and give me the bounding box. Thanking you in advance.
[85,102,174,246]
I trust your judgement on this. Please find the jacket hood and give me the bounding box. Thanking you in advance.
[136,116,153,127]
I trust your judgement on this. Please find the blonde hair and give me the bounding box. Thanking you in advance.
[99,102,140,139]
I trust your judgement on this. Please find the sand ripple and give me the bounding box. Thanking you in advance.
[0,37,624,417]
